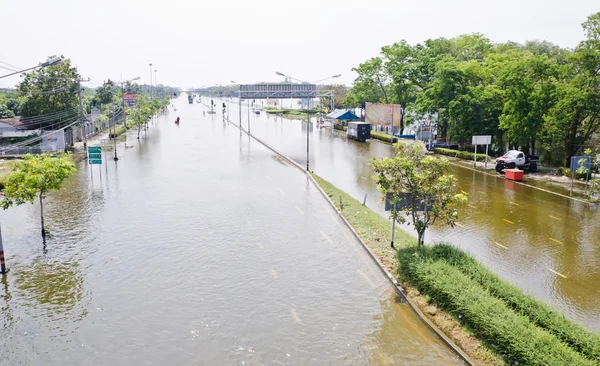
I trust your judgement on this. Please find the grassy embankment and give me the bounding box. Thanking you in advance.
[264,107,318,119]
[434,147,492,162]
[311,173,600,366]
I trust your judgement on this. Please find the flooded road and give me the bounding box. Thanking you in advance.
[229,100,600,333]
[0,95,464,364]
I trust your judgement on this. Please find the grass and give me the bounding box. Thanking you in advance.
[310,173,600,365]
[310,173,415,272]
[421,244,600,362]
[434,147,491,162]
[370,131,398,144]
[397,249,596,366]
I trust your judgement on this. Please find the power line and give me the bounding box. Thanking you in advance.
[0,60,22,71]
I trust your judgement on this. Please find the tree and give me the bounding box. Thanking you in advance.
[371,141,467,245]
[498,52,558,154]
[0,104,14,118]
[318,84,348,112]
[17,56,80,129]
[543,12,600,166]
[95,79,118,106]
[1,153,76,238]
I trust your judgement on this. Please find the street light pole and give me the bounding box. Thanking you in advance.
[113,103,119,161]
[0,57,63,79]
[149,63,153,98]
[0,224,8,274]
[274,72,341,172]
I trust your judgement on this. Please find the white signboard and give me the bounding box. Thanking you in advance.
[472,135,491,145]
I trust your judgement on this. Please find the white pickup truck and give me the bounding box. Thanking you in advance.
[495,150,539,173]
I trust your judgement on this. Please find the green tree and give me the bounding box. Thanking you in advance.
[94,79,117,106]
[0,104,15,118]
[497,52,558,154]
[543,12,600,166]
[318,84,348,112]
[1,153,76,238]
[17,56,80,128]
[371,141,467,246]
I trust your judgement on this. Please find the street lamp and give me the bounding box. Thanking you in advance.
[275,72,342,171]
[148,63,153,98]
[0,57,63,79]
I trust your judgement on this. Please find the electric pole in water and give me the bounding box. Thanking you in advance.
[77,79,89,147]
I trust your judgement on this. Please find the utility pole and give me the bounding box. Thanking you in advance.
[307,98,312,170]
[77,79,87,148]
[0,224,8,274]
[113,104,119,161]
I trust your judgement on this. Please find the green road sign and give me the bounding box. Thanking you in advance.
[87,146,102,165]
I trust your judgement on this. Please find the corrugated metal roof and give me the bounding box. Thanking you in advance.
[325,109,359,120]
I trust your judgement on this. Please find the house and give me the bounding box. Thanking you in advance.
[0,118,40,139]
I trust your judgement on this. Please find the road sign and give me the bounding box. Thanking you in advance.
[472,135,491,145]
[385,192,431,211]
[570,156,592,173]
[87,146,102,165]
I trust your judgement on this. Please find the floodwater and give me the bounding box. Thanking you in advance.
[0,95,464,365]
[226,99,600,333]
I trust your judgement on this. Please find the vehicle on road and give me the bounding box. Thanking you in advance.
[347,122,371,142]
[495,150,538,172]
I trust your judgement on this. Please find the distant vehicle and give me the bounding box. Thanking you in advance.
[347,122,371,142]
[253,109,260,115]
[495,150,538,172]
[427,139,459,151]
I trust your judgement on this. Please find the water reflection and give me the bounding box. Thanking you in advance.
[14,259,87,325]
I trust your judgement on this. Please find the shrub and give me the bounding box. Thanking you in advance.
[333,124,347,132]
[434,147,490,162]
[557,167,591,180]
[370,131,397,144]
[422,244,600,362]
[398,246,596,366]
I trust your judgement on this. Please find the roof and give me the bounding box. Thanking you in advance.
[326,109,359,120]
[0,118,22,126]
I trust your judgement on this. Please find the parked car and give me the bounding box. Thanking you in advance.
[495,150,539,172]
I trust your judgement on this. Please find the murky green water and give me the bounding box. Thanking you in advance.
[0,95,464,364]
[236,100,600,333]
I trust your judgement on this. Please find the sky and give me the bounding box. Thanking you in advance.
[1,0,598,90]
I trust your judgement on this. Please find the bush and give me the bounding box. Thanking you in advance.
[557,166,591,180]
[398,246,596,366]
[333,124,347,132]
[434,147,490,162]
[109,125,128,138]
[421,244,600,362]
[370,131,397,144]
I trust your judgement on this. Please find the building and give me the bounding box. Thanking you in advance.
[0,118,40,139]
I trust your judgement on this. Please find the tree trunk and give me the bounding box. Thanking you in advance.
[39,192,46,238]
[137,126,141,139]
[417,230,425,246]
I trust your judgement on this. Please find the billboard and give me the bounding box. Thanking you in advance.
[365,103,403,127]
[240,83,316,99]
[122,93,140,106]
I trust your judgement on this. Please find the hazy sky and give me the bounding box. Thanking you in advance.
[1,0,598,89]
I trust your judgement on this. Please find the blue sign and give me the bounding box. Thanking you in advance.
[570,156,591,173]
